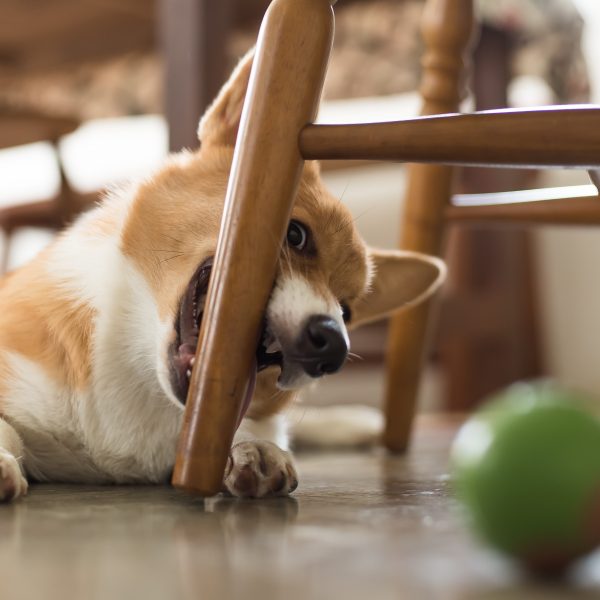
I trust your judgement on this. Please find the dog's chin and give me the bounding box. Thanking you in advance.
[276,363,313,391]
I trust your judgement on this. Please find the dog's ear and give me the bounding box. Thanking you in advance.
[349,249,446,330]
[197,49,254,148]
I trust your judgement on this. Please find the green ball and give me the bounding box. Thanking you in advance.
[451,381,600,573]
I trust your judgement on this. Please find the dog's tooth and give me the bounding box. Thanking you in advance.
[190,357,195,366]
[186,369,192,378]
[266,340,282,354]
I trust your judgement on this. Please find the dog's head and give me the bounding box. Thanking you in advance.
[120,52,445,407]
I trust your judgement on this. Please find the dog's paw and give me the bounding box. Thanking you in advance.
[0,452,27,502]
[223,441,298,499]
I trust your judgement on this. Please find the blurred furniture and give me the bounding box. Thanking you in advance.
[0,107,84,271]
[173,0,600,495]
[0,0,236,272]
[159,0,233,150]
[2,0,254,151]
[382,1,593,450]
[438,24,542,413]
[0,0,159,270]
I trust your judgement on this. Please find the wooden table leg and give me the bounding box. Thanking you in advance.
[172,0,334,496]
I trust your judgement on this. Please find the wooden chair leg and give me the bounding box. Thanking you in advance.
[172,0,334,496]
[383,0,475,452]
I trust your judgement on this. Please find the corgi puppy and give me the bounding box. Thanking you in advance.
[0,52,444,501]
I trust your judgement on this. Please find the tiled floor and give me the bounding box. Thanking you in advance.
[0,415,599,600]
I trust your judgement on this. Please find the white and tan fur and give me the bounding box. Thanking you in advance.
[0,52,445,501]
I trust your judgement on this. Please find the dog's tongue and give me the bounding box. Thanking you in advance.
[236,357,257,430]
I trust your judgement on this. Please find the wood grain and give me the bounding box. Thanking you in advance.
[299,106,600,168]
[172,0,334,496]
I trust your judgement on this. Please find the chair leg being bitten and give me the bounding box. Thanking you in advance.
[172,0,335,496]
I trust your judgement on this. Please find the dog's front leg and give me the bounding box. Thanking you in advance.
[0,418,28,501]
[223,416,298,498]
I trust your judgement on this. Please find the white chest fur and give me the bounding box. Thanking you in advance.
[1,204,185,483]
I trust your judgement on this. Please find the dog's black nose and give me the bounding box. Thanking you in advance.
[296,315,348,378]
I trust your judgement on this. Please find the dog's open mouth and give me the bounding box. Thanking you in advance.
[169,257,284,406]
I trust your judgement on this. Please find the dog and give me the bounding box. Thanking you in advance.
[0,52,444,501]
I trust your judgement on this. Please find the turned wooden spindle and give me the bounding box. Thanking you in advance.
[172,0,334,496]
[383,0,475,452]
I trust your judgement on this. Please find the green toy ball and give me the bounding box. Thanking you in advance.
[451,381,600,574]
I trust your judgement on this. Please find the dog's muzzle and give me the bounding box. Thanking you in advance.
[293,315,349,378]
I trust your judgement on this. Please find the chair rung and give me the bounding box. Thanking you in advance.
[451,185,598,207]
[446,194,600,226]
[299,106,600,169]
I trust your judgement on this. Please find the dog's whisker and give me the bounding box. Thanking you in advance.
[329,215,355,238]
[351,207,372,226]
[159,233,184,245]
[279,242,294,280]
[338,180,351,204]
[285,401,307,426]
[159,253,185,264]
[268,388,288,402]
[285,248,294,279]
[147,248,183,253]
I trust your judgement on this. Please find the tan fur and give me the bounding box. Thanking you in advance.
[0,253,95,394]
[121,151,226,320]
[246,371,294,420]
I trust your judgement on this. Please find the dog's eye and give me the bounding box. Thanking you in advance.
[287,220,308,251]
[340,302,352,324]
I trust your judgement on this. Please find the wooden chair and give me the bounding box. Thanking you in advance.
[172,0,600,495]
[0,107,89,272]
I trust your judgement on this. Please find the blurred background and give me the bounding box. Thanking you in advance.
[1,0,599,414]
